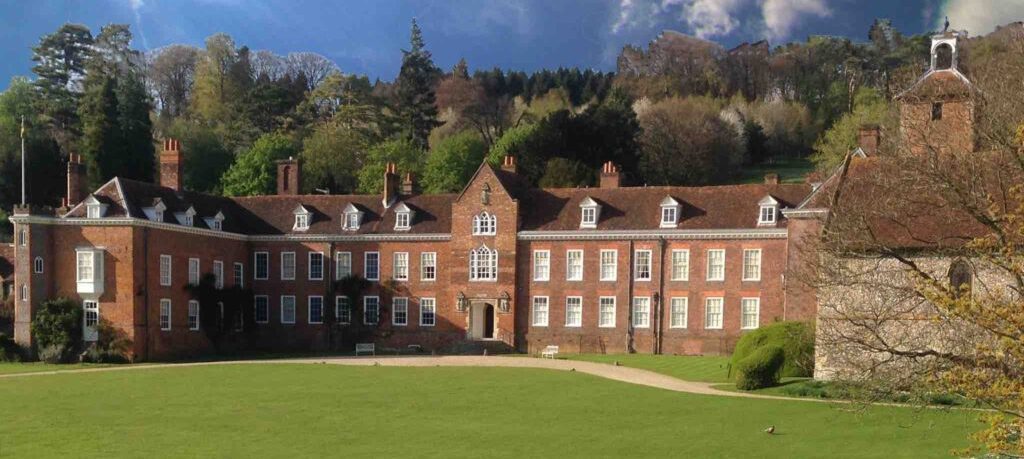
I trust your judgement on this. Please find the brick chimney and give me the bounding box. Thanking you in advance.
[276,157,301,195]
[501,155,517,174]
[600,161,621,188]
[401,172,415,195]
[160,138,183,191]
[857,124,880,156]
[383,162,399,206]
[763,173,779,185]
[64,153,87,207]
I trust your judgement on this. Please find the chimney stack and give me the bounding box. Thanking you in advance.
[383,162,399,206]
[401,172,415,195]
[276,157,301,195]
[64,153,87,208]
[763,173,779,185]
[501,155,517,174]
[160,138,183,191]
[600,161,621,188]
[857,124,880,156]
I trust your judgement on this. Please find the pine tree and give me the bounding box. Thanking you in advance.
[79,73,123,189]
[395,19,441,149]
[30,23,94,152]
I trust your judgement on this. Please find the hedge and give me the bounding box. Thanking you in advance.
[730,321,814,378]
[735,345,785,390]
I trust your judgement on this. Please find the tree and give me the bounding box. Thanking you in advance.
[638,97,743,185]
[538,157,592,188]
[284,52,338,91]
[421,130,486,193]
[192,33,248,123]
[810,87,895,170]
[300,121,369,194]
[30,23,94,152]
[221,133,298,196]
[0,78,64,214]
[185,273,254,353]
[356,137,423,194]
[30,297,82,363]
[147,45,199,118]
[163,119,233,194]
[395,19,441,149]
[78,73,122,189]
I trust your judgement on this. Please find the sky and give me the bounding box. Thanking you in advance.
[0,0,1022,88]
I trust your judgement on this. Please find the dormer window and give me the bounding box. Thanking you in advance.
[204,211,225,231]
[394,202,414,231]
[175,206,197,227]
[143,199,167,223]
[660,196,681,228]
[87,205,101,219]
[473,212,496,235]
[342,203,364,231]
[579,196,601,229]
[83,195,108,219]
[758,195,779,226]
[293,205,312,231]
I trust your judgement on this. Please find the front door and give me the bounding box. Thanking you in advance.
[83,300,99,342]
[470,301,497,340]
[483,304,495,339]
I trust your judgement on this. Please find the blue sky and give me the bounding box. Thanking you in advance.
[0,0,1021,88]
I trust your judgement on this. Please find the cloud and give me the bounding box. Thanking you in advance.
[126,0,150,50]
[938,0,1024,36]
[611,0,832,42]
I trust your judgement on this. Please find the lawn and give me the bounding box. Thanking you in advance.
[0,361,116,375]
[735,157,816,185]
[564,353,733,383]
[0,364,975,457]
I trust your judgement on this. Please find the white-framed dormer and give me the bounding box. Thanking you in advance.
[204,210,225,231]
[293,205,312,232]
[579,196,601,229]
[142,199,167,222]
[393,202,414,231]
[83,195,108,219]
[758,195,779,227]
[660,196,681,228]
[342,203,363,231]
[174,206,196,227]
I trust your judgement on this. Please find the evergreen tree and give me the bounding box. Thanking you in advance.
[395,19,441,149]
[221,133,297,196]
[30,23,94,152]
[79,73,122,189]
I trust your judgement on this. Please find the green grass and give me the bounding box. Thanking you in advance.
[0,361,117,375]
[735,157,815,185]
[714,379,974,407]
[564,354,733,383]
[0,364,975,457]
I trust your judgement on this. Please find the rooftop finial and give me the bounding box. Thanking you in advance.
[944,16,950,33]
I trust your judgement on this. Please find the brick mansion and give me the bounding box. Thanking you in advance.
[6,31,976,362]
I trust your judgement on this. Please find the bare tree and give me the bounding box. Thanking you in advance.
[251,50,286,80]
[145,44,199,117]
[285,52,338,91]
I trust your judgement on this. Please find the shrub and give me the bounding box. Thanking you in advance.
[31,297,82,363]
[0,332,22,362]
[81,320,132,364]
[735,345,785,390]
[730,321,814,378]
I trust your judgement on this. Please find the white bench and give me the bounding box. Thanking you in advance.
[540,345,559,359]
[355,343,375,356]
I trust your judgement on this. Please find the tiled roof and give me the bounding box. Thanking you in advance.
[230,193,455,235]
[896,69,974,102]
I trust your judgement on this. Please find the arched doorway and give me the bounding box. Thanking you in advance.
[483,304,495,339]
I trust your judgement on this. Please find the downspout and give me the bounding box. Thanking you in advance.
[141,227,150,361]
[655,236,667,355]
[626,240,635,353]
[327,241,335,350]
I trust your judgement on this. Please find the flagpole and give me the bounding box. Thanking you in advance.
[20,115,25,206]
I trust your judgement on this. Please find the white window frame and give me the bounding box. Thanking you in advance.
[76,250,96,282]
[33,256,44,274]
[531,296,549,327]
[393,252,409,281]
[566,249,583,281]
[254,252,269,280]
[159,299,172,331]
[20,284,27,302]
[598,296,616,328]
[670,297,688,329]
[759,205,777,226]
[188,300,200,330]
[420,252,436,281]
[706,249,726,282]
[705,297,724,330]
[83,300,99,340]
[213,260,224,289]
[420,298,436,326]
[469,245,498,282]
[294,213,310,231]
[309,252,324,281]
[472,212,497,235]
[632,297,651,328]
[634,250,652,281]
[254,295,269,324]
[671,249,689,281]
[335,296,351,324]
[280,252,296,281]
[742,249,762,282]
[18,228,26,246]
[87,204,101,219]
[280,295,296,324]
[580,206,597,228]
[365,252,380,281]
[363,296,380,325]
[159,255,172,286]
[308,295,324,324]
[599,249,617,282]
[188,257,200,286]
[532,250,550,282]
[392,297,408,326]
[395,211,411,230]
[233,262,244,288]
[565,296,582,327]
[741,297,760,330]
[343,211,362,231]
[335,251,352,280]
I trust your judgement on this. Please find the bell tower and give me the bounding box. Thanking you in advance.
[897,29,974,157]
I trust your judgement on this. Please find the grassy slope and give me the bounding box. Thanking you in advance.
[0,364,974,457]
[564,354,733,383]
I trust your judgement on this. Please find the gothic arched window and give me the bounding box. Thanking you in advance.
[472,212,496,235]
[469,245,498,281]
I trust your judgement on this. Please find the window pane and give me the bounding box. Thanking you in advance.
[632,297,650,327]
[600,250,617,281]
[707,250,725,281]
[599,297,616,327]
[336,252,352,279]
[566,250,583,281]
[533,251,549,281]
[531,297,548,326]
[565,297,582,326]
[365,253,379,280]
[670,297,688,328]
[743,250,761,281]
[634,250,651,281]
[672,250,689,281]
[421,252,436,281]
[741,298,759,329]
[705,298,724,329]
[392,298,408,325]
